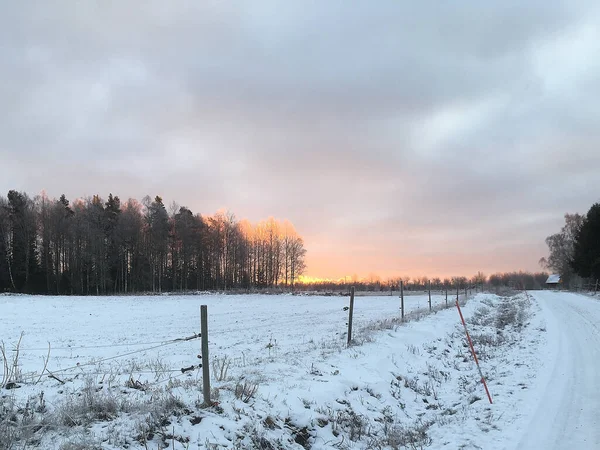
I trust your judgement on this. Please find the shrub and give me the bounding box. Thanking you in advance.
[234,379,259,403]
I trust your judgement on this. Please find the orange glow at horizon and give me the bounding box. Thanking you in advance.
[301,251,448,282]
[200,210,546,283]
[297,275,336,284]
[301,240,547,282]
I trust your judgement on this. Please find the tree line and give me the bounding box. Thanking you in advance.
[0,190,307,295]
[541,201,600,286]
[295,271,548,292]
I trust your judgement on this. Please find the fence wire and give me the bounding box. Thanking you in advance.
[1,332,202,389]
[13,333,201,352]
[44,332,200,377]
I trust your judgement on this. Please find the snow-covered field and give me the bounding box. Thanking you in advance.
[1,290,598,449]
[1,292,452,381]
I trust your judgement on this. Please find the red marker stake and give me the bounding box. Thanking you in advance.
[455,299,493,404]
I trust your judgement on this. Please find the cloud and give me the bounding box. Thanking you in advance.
[1,1,599,278]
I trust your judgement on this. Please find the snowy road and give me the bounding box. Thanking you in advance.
[517,291,600,450]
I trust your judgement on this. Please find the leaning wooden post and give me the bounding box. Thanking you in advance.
[428,280,432,311]
[400,280,405,320]
[201,305,211,407]
[347,286,355,347]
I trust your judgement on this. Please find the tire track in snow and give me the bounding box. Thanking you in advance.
[516,291,600,450]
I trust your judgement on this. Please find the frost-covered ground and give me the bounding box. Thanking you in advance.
[0,290,563,449]
[2,292,450,380]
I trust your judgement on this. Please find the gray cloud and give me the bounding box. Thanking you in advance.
[1,1,600,278]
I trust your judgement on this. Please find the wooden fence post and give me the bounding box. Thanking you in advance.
[456,282,459,303]
[445,286,448,307]
[428,280,432,311]
[400,280,405,321]
[347,287,355,346]
[201,305,211,407]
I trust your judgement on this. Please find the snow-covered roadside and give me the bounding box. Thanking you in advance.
[1,292,548,449]
[512,291,600,449]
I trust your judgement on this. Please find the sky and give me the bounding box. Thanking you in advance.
[1,1,600,281]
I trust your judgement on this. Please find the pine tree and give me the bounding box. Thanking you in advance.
[104,193,122,293]
[572,203,600,280]
[7,191,42,292]
[145,196,169,293]
[0,195,13,291]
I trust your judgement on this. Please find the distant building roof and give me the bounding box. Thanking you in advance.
[546,274,561,284]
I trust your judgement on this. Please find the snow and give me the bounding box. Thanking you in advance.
[546,274,561,283]
[513,291,600,449]
[1,292,452,379]
[1,290,598,449]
